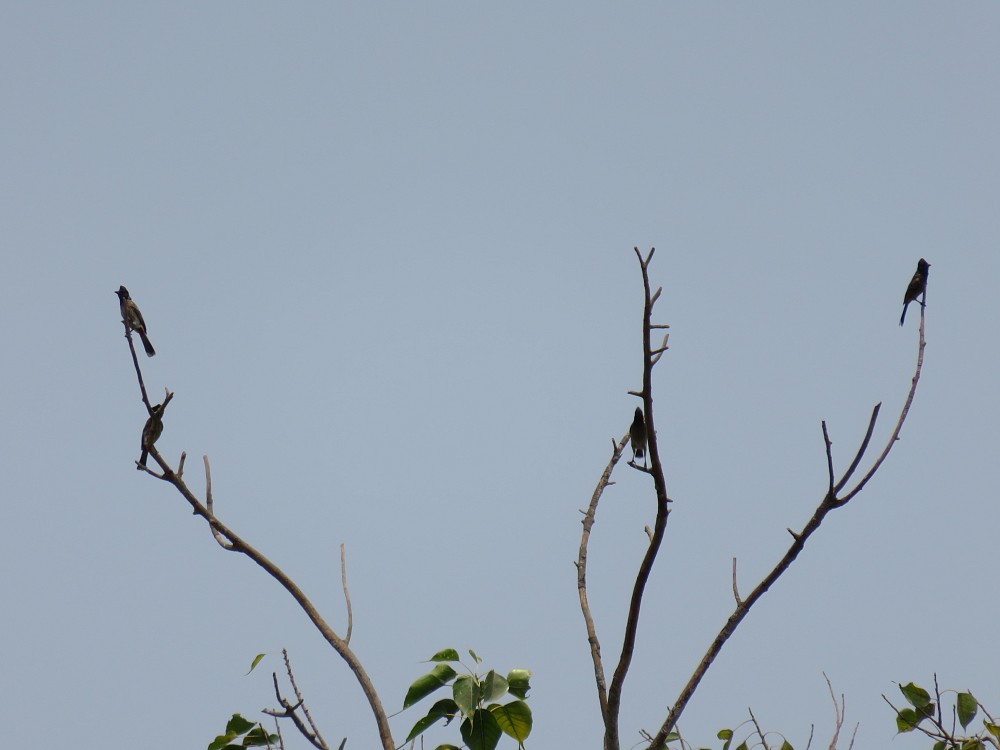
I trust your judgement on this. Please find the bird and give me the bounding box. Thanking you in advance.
[899,259,930,326]
[630,407,647,466]
[115,285,156,356]
[139,402,164,469]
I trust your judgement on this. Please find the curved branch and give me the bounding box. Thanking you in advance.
[119,311,393,749]
[838,310,927,503]
[144,446,394,750]
[576,431,630,726]
[340,543,354,646]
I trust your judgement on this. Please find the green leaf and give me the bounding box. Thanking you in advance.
[960,741,985,750]
[735,742,749,750]
[429,648,461,662]
[432,745,462,750]
[207,715,258,750]
[246,653,266,675]
[469,648,482,664]
[490,699,532,742]
[404,664,458,708]
[461,708,503,750]
[985,721,1000,739]
[717,727,733,750]
[243,725,279,746]
[899,682,932,709]
[507,668,532,700]
[225,715,256,735]
[482,671,509,703]
[895,707,924,733]
[405,699,460,742]
[957,691,978,729]
[932,743,945,750]
[779,741,793,750]
[453,674,481,718]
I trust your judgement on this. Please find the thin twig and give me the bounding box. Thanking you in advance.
[273,715,284,750]
[845,723,858,750]
[821,422,834,496]
[823,673,843,750]
[123,321,152,412]
[203,455,230,548]
[340,544,353,646]
[731,558,742,606]
[838,313,926,502]
[832,404,881,496]
[748,707,768,750]
[576,429,630,726]
[284,649,327,747]
[265,673,324,750]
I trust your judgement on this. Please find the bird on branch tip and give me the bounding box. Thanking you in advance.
[139,402,165,469]
[116,285,156,357]
[899,259,930,327]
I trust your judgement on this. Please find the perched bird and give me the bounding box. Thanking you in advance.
[899,259,930,326]
[139,403,164,469]
[630,407,647,466]
[115,285,156,356]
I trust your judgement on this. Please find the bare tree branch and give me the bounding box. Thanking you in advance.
[747,707,769,750]
[121,319,153,413]
[143,445,393,748]
[731,558,742,606]
[821,421,834,496]
[264,664,328,750]
[283,649,328,748]
[202,455,232,549]
[576,430,630,727]
[831,404,880,496]
[838,312,927,503]
[602,248,674,750]
[119,324,392,748]
[823,673,847,750]
[341,543,353,646]
[648,299,929,749]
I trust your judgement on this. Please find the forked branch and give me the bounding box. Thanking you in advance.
[121,337,393,750]
[578,248,672,750]
[647,291,929,748]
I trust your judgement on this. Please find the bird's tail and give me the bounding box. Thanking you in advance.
[138,450,149,468]
[899,304,908,326]
[138,331,156,357]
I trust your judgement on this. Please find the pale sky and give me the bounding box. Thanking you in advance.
[1,3,997,749]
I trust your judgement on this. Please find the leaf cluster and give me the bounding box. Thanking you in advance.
[403,648,532,750]
[886,679,999,750]
[208,714,279,750]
